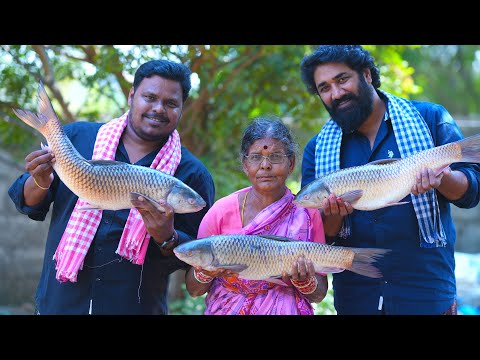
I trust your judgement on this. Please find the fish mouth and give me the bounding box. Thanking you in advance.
[293,194,321,209]
[191,204,206,212]
[175,205,205,214]
[190,197,206,211]
[174,199,206,213]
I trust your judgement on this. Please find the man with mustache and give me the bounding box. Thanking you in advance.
[299,45,480,315]
[9,59,215,314]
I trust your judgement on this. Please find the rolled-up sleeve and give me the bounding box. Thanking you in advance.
[8,173,54,221]
[450,165,480,209]
[434,106,480,210]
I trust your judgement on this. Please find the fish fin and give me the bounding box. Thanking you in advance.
[458,133,480,163]
[89,159,129,166]
[315,266,346,274]
[264,277,289,286]
[13,83,60,137]
[384,201,409,207]
[349,247,391,278]
[339,189,363,204]
[434,164,451,177]
[367,158,401,165]
[36,81,60,123]
[77,203,102,211]
[258,234,295,242]
[216,264,248,272]
[12,108,48,134]
[130,192,166,212]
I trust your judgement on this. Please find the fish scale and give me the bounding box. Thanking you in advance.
[12,81,206,213]
[295,135,480,211]
[174,234,388,280]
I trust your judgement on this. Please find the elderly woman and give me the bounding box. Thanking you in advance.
[184,116,328,315]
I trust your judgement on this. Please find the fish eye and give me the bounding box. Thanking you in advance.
[187,251,192,257]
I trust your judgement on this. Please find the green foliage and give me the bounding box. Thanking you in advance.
[0,45,421,200]
[403,45,480,117]
[4,45,479,314]
[313,275,336,315]
[169,283,207,315]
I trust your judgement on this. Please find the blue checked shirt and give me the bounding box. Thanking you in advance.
[301,95,480,314]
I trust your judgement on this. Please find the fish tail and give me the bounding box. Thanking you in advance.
[349,248,390,278]
[36,81,60,123]
[458,133,480,163]
[12,108,48,136]
[11,81,57,138]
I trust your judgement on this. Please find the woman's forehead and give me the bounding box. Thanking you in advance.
[249,138,284,151]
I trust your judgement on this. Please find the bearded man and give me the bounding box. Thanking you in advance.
[299,45,480,315]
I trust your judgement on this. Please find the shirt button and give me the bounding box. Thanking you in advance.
[96,278,101,282]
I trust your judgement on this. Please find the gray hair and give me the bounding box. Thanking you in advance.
[240,116,298,159]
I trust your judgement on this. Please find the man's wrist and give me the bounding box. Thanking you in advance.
[153,230,179,251]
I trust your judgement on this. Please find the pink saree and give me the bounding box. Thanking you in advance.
[197,186,325,315]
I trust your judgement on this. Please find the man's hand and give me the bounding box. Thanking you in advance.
[25,145,55,190]
[412,166,451,196]
[320,193,353,239]
[321,193,353,217]
[130,193,175,244]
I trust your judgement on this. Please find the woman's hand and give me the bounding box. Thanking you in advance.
[281,256,315,284]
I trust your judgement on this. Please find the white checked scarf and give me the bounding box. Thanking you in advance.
[314,90,447,248]
[54,112,182,282]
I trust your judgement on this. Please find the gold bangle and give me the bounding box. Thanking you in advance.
[32,177,50,190]
[193,269,213,284]
[297,277,318,295]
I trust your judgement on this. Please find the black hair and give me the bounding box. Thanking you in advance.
[240,115,298,159]
[300,45,381,95]
[133,59,192,102]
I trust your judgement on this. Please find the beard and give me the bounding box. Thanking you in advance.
[323,75,374,134]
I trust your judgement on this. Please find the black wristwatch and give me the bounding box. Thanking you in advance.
[154,230,178,250]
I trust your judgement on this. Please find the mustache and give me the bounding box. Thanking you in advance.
[144,113,169,121]
[331,94,355,110]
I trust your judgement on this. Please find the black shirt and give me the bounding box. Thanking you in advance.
[8,121,215,314]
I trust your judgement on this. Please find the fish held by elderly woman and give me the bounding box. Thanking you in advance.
[174,234,390,281]
[294,134,480,211]
[12,82,206,213]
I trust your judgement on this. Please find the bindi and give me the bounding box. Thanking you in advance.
[263,145,268,149]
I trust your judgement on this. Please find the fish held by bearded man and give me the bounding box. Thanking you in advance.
[12,82,206,213]
[294,134,480,211]
[174,234,390,282]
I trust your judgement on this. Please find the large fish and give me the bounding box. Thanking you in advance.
[173,234,389,280]
[294,134,480,211]
[12,82,206,213]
